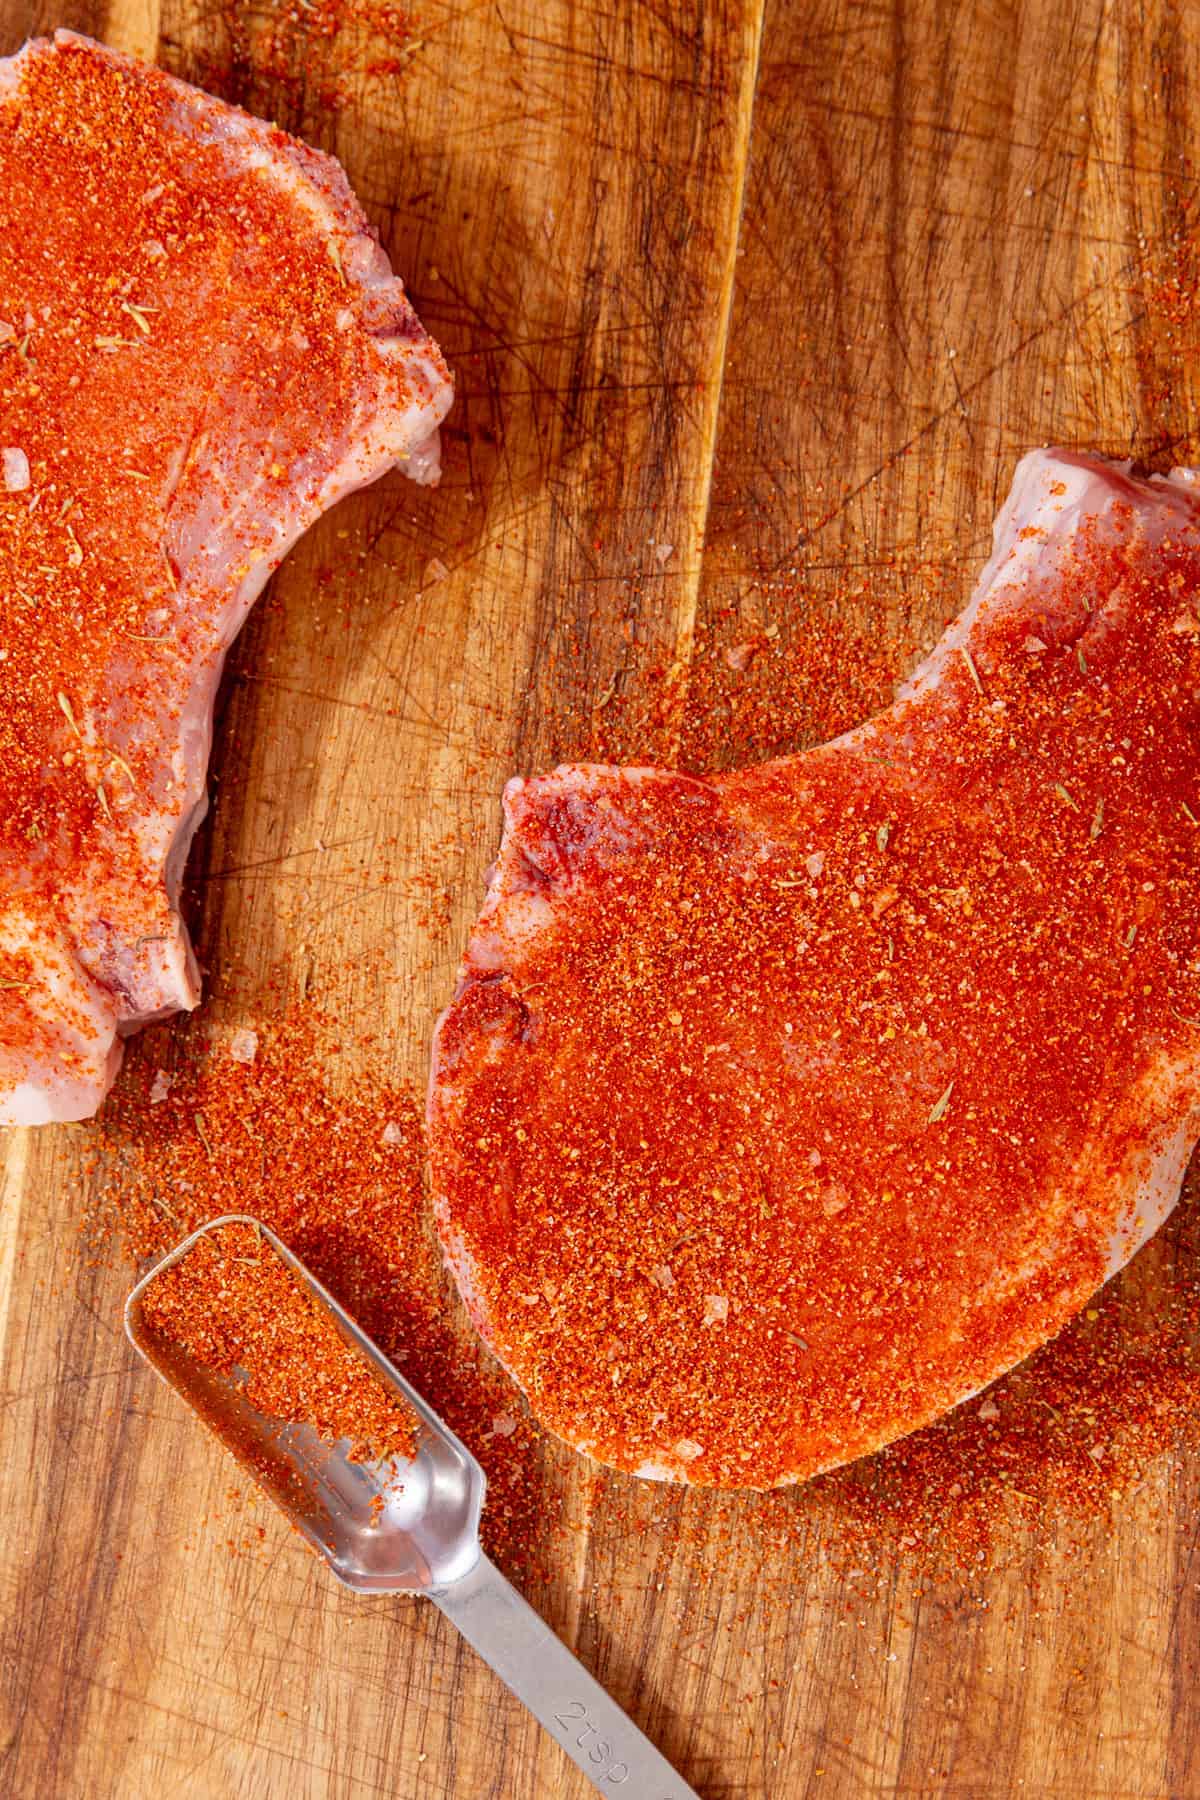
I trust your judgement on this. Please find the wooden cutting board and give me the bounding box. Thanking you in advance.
[2,1,1199,1795]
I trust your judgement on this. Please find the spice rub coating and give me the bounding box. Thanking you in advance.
[429,450,1200,1490]
[0,32,452,1125]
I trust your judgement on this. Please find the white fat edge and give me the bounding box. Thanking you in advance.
[124,385,445,1017]
[632,1456,687,1482]
[0,36,35,99]
[426,1002,457,1120]
[895,449,1118,708]
[0,1050,122,1125]
[1102,1107,1197,1277]
[0,1083,61,1127]
[454,764,712,995]
[464,893,558,974]
[155,49,453,474]
[429,1212,517,1388]
[401,429,444,486]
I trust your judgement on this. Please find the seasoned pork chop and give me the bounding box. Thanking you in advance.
[430,450,1200,1489]
[0,33,451,1125]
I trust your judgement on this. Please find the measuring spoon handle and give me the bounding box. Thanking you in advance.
[433,1552,700,1798]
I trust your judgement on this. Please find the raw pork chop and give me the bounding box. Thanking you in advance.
[0,34,452,1125]
[430,450,1200,1489]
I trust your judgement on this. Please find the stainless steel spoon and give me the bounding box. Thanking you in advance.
[125,1213,700,1799]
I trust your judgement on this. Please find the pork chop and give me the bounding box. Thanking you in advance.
[0,33,452,1125]
[429,450,1200,1489]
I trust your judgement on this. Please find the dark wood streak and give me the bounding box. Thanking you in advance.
[0,1131,149,1796]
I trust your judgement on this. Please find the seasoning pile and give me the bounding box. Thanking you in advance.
[136,1217,417,1466]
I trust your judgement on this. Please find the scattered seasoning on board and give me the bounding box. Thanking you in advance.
[526,539,944,773]
[138,1218,417,1464]
[185,0,421,115]
[1133,193,1200,449]
[90,1006,550,1580]
[683,613,895,768]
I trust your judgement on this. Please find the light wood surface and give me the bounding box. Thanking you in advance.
[2,1,1199,1796]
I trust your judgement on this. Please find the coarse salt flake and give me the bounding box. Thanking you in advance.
[3,447,30,492]
[230,1027,258,1065]
[723,640,758,673]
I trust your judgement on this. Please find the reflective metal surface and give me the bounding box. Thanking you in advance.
[126,1213,700,1797]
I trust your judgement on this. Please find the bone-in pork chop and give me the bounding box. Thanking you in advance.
[429,450,1200,1489]
[0,33,451,1126]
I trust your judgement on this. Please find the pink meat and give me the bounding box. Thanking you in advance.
[429,450,1200,1489]
[0,33,452,1125]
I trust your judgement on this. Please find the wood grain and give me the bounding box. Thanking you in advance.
[2,1,1199,1796]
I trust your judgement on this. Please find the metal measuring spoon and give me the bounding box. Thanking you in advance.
[125,1214,700,1799]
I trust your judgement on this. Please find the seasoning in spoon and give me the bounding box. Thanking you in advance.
[137,1218,416,1466]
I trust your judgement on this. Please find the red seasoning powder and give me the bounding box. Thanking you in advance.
[137,1218,417,1464]
[92,1008,547,1576]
